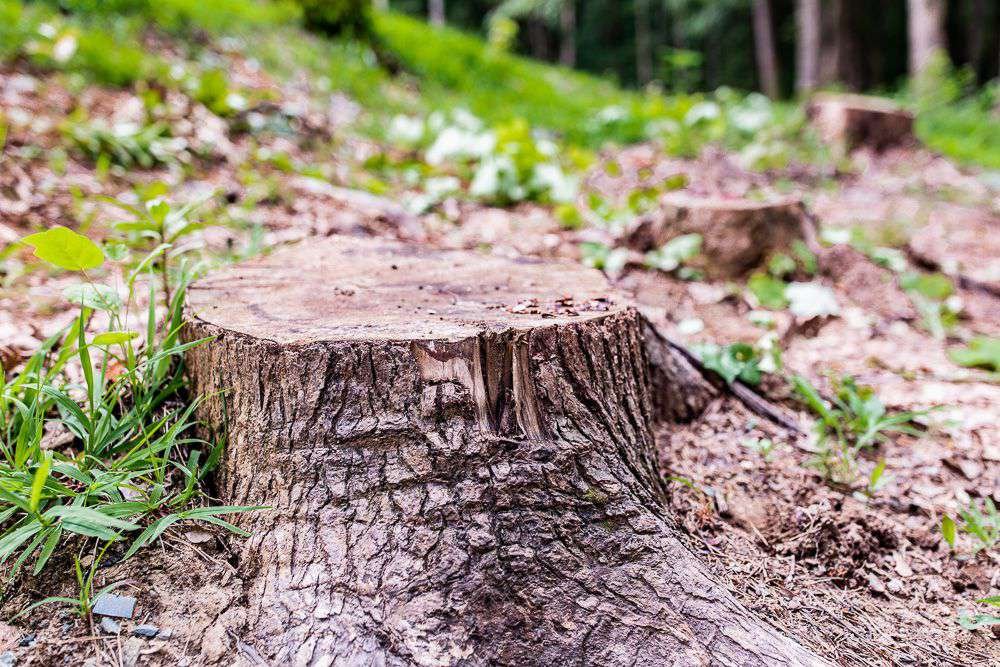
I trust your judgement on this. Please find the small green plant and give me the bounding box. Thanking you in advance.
[695,342,763,386]
[948,337,1000,374]
[866,459,889,496]
[644,233,702,278]
[958,596,1000,631]
[63,115,181,169]
[747,272,788,309]
[942,498,999,554]
[101,182,209,306]
[578,242,628,277]
[3,223,257,593]
[900,271,958,340]
[13,540,122,618]
[742,437,778,462]
[792,375,925,485]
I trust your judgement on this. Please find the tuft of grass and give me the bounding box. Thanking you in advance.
[2,220,257,604]
[792,375,926,486]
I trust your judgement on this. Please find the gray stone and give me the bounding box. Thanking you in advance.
[132,624,159,639]
[92,594,136,619]
[99,618,121,635]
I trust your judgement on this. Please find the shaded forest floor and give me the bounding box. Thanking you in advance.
[1,18,999,667]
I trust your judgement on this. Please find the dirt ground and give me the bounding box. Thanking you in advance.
[1,49,998,666]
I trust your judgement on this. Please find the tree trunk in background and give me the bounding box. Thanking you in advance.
[907,0,947,75]
[818,0,864,90]
[428,0,445,26]
[752,0,781,97]
[796,0,821,93]
[966,0,986,80]
[559,0,576,67]
[635,0,653,85]
[527,19,550,61]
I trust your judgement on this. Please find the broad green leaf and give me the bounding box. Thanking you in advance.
[747,272,788,309]
[92,331,140,346]
[948,337,1000,373]
[21,226,104,271]
[63,283,121,311]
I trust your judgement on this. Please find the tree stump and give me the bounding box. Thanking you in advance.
[626,193,806,280]
[184,236,826,666]
[807,93,915,151]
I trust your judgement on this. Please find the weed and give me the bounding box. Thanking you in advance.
[13,540,122,618]
[63,115,183,169]
[942,498,999,554]
[957,596,1000,631]
[644,233,702,278]
[3,222,257,593]
[792,375,926,485]
[695,342,764,386]
[742,437,778,462]
[948,337,1000,374]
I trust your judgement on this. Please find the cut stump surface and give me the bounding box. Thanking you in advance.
[185,235,827,666]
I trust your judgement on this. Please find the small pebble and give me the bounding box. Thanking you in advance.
[99,618,121,635]
[133,624,159,639]
[0,650,15,667]
[17,634,34,648]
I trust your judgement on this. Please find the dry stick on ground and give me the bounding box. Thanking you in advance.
[184,236,828,665]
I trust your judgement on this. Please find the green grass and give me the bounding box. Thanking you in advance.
[917,101,1000,170]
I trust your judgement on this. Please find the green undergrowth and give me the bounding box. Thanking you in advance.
[1,213,258,614]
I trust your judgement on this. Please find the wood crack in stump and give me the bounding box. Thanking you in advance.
[184,235,828,666]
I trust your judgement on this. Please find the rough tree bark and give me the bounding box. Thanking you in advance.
[795,0,821,93]
[184,235,828,665]
[907,0,947,76]
[751,0,781,98]
[625,193,807,280]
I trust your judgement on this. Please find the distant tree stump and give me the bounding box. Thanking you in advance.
[627,192,806,279]
[807,93,915,151]
[184,236,826,666]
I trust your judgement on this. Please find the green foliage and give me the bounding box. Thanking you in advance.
[792,375,925,486]
[62,116,179,169]
[4,201,256,592]
[12,540,122,618]
[747,272,788,309]
[900,271,958,339]
[694,342,763,386]
[943,498,999,554]
[644,233,702,277]
[948,337,1000,373]
[578,242,628,276]
[958,596,1000,631]
[20,226,104,272]
[298,0,370,36]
